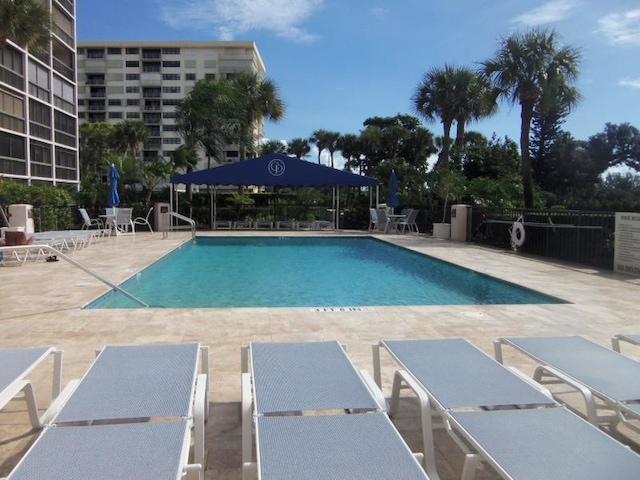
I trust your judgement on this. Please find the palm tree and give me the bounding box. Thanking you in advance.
[231,72,285,161]
[309,129,332,165]
[259,139,287,156]
[325,131,341,168]
[412,65,469,171]
[287,138,311,159]
[452,70,497,147]
[113,120,149,159]
[481,28,581,208]
[0,0,52,53]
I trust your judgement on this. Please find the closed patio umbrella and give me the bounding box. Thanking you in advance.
[387,170,399,214]
[108,164,120,208]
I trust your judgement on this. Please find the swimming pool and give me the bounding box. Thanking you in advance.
[86,237,564,309]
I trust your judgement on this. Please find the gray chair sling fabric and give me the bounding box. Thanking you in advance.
[612,333,640,352]
[53,343,200,423]
[380,338,554,409]
[7,420,191,480]
[250,341,380,414]
[496,336,640,424]
[0,348,51,393]
[450,407,640,480]
[256,413,429,480]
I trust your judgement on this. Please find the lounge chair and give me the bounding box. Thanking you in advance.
[295,220,314,230]
[44,343,209,473]
[133,207,154,234]
[612,333,640,353]
[234,220,252,230]
[314,220,333,230]
[6,420,202,480]
[248,413,429,480]
[373,338,555,480]
[241,341,386,465]
[213,220,232,230]
[0,347,63,428]
[241,341,426,480]
[275,220,295,230]
[448,406,640,480]
[495,335,640,431]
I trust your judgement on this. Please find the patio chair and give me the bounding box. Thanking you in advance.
[114,207,134,235]
[44,343,209,473]
[247,413,429,480]
[240,341,386,465]
[133,207,154,233]
[495,335,640,431]
[377,208,399,233]
[398,208,419,233]
[0,347,63,428]
[368,208,379,231]
[612,333,640,353]
[6,420,202,480]
[78,208,104,231]
[373,338,555,480]
[448,406,640,480]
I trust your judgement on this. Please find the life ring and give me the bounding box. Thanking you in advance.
[510,221,526,249]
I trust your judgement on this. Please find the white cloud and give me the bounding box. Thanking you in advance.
[511,0,579,26]
[598,9,640,46]
[160,0,324,43]
[619,78,640,89]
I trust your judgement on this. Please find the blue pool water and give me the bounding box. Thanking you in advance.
[86,237,564,309]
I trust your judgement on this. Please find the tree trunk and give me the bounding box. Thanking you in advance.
[520,102,535,208]
[455,118,465,147]
[436,120,453,170]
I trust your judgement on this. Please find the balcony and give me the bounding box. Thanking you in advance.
[52,23,74,48]
[54,0,74,16]
[53,57,74,81]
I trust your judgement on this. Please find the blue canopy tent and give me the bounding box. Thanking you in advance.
[171,153,379,228]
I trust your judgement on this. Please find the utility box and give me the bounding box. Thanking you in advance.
[154,202,170,232]
[8,204,34,234]
[451,204,471,242]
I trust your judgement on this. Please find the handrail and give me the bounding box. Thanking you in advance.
[0,244,149,308]
[161,212,196,240]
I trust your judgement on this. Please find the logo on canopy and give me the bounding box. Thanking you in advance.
[268,158,286,177]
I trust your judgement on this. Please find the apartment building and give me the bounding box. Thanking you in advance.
[0,0,79,187]
[76,41,266,169]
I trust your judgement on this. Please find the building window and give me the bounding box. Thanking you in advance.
[0,131,26,175]
[162,61,180,68]
[108,112,123,119]
[107,47,122,55]
[108,99,122,106]
[185,73,196,81]
[161,48,180,55]
[125,86,140,93]
[142,63,161,73]
[55,146,77,180]
[162,86,180,94]
[78,99,85,105]
[125,73,140,81]
[126,112,140,119]
[204,73,216,81]
[163,111,177,119]
[78,48,85,55]
[126,99,140,106]
[226,150,239,158]
[125,60,139,67]
[0,89,25,133]
[0,45,24,90]
[162,73,180,81]
[29,99,51,140]
[86,48,105,59]
[53,111,76,147]
[52,75,75,114]
[162,99,180,106]
[30,140,52,178]
[162,137,181,144]
[28,60,50,102]
[125,47,139,55]
[163,124,179,131]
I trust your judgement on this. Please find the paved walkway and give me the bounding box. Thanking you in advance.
[1,231,639,478]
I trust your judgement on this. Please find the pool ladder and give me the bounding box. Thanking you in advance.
[160,212,196,241]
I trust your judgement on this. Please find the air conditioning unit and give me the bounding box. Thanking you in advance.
[8,204,35,234]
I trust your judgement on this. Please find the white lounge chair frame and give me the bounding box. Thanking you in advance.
[612,333,640,353]
[373,338,555,480]
[495,335,640,433]
[0,347,63,428]
[43,343,209,479]
[132,207,154,234]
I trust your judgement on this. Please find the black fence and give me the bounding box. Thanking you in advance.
[470,207,616,270]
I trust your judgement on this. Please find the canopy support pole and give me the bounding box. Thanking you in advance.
[336,186,340,229]
[214,187,217,228]
[209,188,214,230]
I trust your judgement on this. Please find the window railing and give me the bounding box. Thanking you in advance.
[52,24,74,48]
[54,0,74,16]
[52,57,74,81]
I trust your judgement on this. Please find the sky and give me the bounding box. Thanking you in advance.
[77,0,640,167]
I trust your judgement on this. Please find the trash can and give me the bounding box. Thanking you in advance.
[154,202,170,232]
[450,204,471,242]
[8,204,34,234]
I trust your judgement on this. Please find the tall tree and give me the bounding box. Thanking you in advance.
[230,72,285,161]
[325,131,341,168]
[587,123,640,172]
[0,0,51,53]
[482,28,581,207]
[259,139,287,156]
[113,120,149,159]
[452,70,497,146]
[309,129,333,165]
[287,137,311,159]
[412,65,472,170]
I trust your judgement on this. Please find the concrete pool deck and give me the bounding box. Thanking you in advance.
[1,230,639,478]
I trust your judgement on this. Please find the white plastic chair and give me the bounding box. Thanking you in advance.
[133,207,153,234]
[368,208,379,231]
[78,208,103,230]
